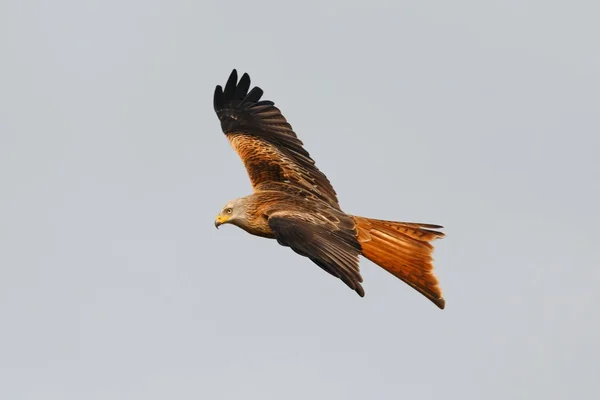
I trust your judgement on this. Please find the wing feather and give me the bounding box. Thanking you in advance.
[268,211,364,296]
[214,69,340,209]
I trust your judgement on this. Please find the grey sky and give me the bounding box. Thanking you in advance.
[1,1,599,399]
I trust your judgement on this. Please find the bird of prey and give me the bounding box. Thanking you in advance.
[213,70,446,309]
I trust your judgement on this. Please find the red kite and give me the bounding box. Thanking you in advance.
[213,70,446,309]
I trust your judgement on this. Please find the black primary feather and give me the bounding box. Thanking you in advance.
[213,69,341,208]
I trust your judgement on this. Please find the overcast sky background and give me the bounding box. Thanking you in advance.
[1,1,599,399]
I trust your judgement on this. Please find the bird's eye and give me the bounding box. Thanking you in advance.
[225,208,232,214]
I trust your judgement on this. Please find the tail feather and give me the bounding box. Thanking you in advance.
[353,216,446,309]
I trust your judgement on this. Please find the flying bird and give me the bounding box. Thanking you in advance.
[213,70,446,309]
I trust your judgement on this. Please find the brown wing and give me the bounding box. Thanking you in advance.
[213,69,340,209]
[268,210,364,296]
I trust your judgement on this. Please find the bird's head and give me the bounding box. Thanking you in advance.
[214,198,248,229]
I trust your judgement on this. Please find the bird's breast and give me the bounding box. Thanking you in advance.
[238,212,276,239]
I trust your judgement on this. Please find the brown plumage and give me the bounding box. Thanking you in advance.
[213,70,446,309]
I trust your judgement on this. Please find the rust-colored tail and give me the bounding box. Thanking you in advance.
[353,216,446,309]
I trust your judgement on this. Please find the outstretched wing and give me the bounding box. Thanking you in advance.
[214,69,340,209]
[268,210,364,296]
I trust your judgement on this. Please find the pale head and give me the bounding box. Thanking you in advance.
[214,197,249,229]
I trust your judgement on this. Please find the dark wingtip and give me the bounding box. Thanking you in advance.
[213,85,223,112]
[435,297,446,310]
[356,284,365,297]
[214,69,271,123]
[234,72,251,100]
[223,69,238,100]
[245,87,263,103]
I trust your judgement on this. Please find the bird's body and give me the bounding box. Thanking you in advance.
[230,189,349,239]
[213,70,446,309]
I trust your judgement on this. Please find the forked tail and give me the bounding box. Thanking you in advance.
[353,216,446,309]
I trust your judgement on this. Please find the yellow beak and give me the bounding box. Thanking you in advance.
[214,214,229,229]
